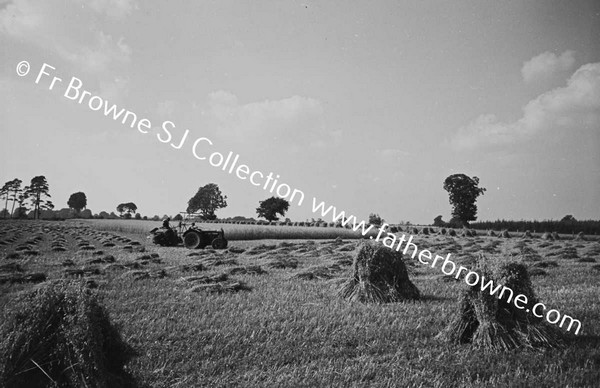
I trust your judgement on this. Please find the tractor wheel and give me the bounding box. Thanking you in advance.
[183,231,201,249]
[211,237,227,249]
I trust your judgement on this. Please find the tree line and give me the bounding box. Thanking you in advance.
[0,176,53,219]
[186,183,290,222]
[3,175,597,232]
[0,178,292,223]
[1,174,486,223]
[469,217,600,235]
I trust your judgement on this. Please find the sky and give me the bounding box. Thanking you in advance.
[1,0,599,224]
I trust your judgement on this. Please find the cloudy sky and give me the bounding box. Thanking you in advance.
[1,0,599,223]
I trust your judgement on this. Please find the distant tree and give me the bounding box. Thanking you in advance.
[7,179,23,218]
[433,215,446,227]
[368,213,383,226]
[24,176,52,219]
[10,190,30,219]
[187,183,227,220]
[128,203,137,215]
[0,181,11,218]
[470,218,600,235]
[14,193,28,217]
[99,211,110,219]
[116,202,137,217]
[443,174,486,226]
[1,180,22,218]
[448,216,464,228]
[67,192,87,214]
[173,214,183,221]
[335,215,347,227]
[560,215,577,223]
[0,209,9,218]
[13,206,28,219]
[44,201,55,212]
[134,213,142,220]
[256,197,290,221]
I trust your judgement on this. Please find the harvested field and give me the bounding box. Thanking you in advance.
[1,220,600,387]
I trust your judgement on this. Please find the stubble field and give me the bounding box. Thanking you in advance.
[1,219,600,387]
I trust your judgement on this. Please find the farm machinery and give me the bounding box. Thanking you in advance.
[149,213,228,249]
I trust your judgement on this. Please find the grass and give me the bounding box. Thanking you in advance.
[1,220,600,387]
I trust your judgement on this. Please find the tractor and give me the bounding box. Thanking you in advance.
[149,213,228,249]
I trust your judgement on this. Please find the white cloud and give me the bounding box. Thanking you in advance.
[77,0,137,19]
[521,50,576,83]
[453,62,600,149]
[205,91,331,148]
[98,74,129,101]
[156,100,178,119]
[309,132,339,148]
[209,90,239,107]
[378,148,411,159]
[0,0,43,37]
[55,30,131,73]
[1,0,132,96]
[208,91,323,133]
